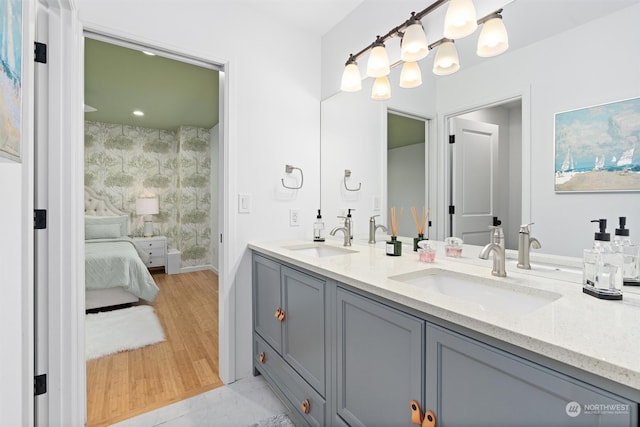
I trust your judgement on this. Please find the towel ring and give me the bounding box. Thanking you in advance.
[344,169,361,192]
[281,165,304,190]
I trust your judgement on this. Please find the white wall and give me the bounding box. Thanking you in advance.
[323,3,640,257]
[75,0,321,379]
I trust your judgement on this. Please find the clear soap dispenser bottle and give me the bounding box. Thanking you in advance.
[613,217,640,286]
[583,219,624,300]
[313,209,325,242]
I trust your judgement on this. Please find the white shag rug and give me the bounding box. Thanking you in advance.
[85,305,165,360]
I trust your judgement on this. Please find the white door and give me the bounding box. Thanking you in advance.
[450,117,500,246]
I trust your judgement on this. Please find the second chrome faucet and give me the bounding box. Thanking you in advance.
[479,225,507,277]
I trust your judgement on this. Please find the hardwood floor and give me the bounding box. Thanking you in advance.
[86,270,223,427]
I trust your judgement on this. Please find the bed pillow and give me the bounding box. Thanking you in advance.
[85,215,129,238]
[85,223,122,239]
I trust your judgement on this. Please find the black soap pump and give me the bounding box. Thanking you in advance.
[583,219,623,300]
[313,209,325,242]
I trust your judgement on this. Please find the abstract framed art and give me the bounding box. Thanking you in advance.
[554,97,640,192]
[0,0,23,162]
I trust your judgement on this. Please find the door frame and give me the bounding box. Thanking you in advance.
[439,90,531,242]
[38,3,235,425]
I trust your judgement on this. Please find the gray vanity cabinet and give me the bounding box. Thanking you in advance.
[425,323,638,427]
[253,254,328,426]
[335,287,424,427]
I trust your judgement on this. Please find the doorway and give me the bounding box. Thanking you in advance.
[447,98,522,250]
[83,34,223,424]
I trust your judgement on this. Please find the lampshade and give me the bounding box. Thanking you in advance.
[433,40,460,75]
[371,76,391,100]
[443,0,478,39]
[400,19,429,62]
[399,61,422,88]
[366,42,390,77]
[136,197,159,215]
[477,16,509,57]
[341,62,362,92]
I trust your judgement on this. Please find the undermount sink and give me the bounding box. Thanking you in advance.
[389,268,561,316]
[283,243,359,258]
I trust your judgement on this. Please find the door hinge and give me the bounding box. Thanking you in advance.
[34,42,47,64]
[34,374,47,396]
[449,205,455,215]
[34,209,47,229]
[449,135,455,144]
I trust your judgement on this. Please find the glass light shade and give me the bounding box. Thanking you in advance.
[136,197,159,215]
[341,63,362,92]
[366,44,390,77]
[399,61,422,88]
[443,0,478,39]
[371,76,391,100]
[400,22,429,62]
[477,17,509,57]
[432,41,460,75]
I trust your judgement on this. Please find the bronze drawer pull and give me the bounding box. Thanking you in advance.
[301,399,310,414]
[410,400,436,427]
[259,352,266,363]
[274,307,286,321]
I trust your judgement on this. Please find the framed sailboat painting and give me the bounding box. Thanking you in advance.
[0,0,22,162]
[554,97,640,192]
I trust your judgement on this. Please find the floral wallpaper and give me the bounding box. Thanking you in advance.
[85,121,213,268]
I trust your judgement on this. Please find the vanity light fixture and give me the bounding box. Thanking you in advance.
[366,37,391,77]
[432,39,460,75]
[339,0,508,100]
[443,0,478,40]
[476,11,509,57]
[341,55,362,92]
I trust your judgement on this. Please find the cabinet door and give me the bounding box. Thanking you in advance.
[253,255,282,352]
[282,266,326,396]
[336,287,424,427]
[425,324,638,427]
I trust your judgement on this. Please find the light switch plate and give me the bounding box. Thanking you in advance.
[290,208,300,226]
[238,194,251,213]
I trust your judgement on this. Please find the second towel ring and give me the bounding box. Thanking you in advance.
[282,164,304,190]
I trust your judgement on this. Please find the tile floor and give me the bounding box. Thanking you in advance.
[113,375,289,426]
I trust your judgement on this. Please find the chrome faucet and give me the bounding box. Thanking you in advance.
[368,215,388,244]
[330,215,352,247]
[517,223,541,269]
[479,226,507,277]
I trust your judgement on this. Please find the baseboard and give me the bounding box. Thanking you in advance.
[178,264,218,274]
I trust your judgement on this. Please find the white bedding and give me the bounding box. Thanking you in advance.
[85,237,159,303]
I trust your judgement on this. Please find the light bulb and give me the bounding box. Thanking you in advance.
[399,61,422,88]
[371,76,391,100]
[477,16,509,57]
[341,62,362,92]
[443,0,478,39]
[433,41,460,76]
[367,43,390,77]
[401,21,429,62]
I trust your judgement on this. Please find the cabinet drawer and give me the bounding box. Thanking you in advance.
[254,335,325,427]
[138,239,165,250]
[146,255,166,268]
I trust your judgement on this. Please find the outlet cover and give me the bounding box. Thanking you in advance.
[290,209,300,227]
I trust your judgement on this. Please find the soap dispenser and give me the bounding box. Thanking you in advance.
[346,208,355,241]
[613,217,640,286]
[313,209,325,242]
[583,219,624,300]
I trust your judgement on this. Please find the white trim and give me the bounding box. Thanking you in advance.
[178,265,218,274]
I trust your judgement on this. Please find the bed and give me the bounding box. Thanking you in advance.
[84,187,160,310]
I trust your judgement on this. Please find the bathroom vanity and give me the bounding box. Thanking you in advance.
[250,240,640,427]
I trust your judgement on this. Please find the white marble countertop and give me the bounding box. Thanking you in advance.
[248,237,640,391]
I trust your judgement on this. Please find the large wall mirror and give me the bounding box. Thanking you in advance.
[320,1,639,257]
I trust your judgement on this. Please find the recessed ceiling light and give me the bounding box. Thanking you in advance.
[142,51,156,56]
[133,110,144,116]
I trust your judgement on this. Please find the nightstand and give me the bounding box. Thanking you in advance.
[133,236,167,271]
